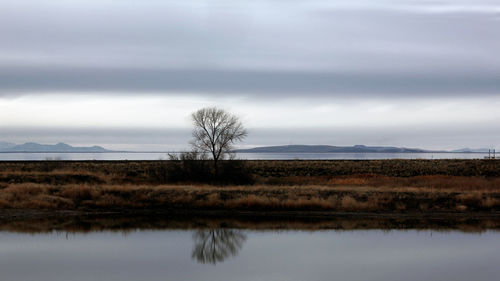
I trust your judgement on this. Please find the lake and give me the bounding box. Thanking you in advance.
[0,215,499,281]
[0,152,490,160]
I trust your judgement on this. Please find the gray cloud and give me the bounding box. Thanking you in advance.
[1,66,499,97]
[0,1,499,98]
[1,0,499,150]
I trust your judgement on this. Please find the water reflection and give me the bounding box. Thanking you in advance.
[192,229,247,264]
[1,215,500,281]
[1,227,499,281]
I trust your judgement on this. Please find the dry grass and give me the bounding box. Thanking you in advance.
[0,160,499,213]
[268,175,500,191]
[250,159,500,178]
[1,159,500,185]
[0,183,499,213]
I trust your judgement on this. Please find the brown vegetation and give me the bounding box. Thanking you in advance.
[0,159,500,184]
[0,183,499,213]
[0,160,499,214]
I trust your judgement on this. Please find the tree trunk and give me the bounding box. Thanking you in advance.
[213,158,218,179]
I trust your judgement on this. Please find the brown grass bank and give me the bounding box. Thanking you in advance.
[0,160,499,216]
[0,184,499,214]
[0,159,500,184]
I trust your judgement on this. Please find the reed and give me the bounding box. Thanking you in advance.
[0,160,498,213]
[0,183,499,213]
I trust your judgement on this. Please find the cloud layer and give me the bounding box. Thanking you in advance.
[0,0,499,149]
[1,67,500,97]
[1,0,499,97]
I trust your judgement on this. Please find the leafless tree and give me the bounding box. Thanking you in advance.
[191,229,247,264]
[190,107,247,175]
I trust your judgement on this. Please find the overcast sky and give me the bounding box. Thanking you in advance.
[1,0,499,150]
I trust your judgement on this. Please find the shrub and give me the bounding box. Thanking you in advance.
[167,152,253,185]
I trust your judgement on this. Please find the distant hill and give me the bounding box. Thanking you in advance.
[0,142,111,152]
[451,148,491,153]
[236,145,439,153]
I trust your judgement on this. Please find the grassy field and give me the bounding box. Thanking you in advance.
[0,160,499,214]
[1,159,499,184]
[0,183,499,213]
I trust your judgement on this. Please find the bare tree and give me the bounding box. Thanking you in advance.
[191,229,247,264]
[190,107,247,175]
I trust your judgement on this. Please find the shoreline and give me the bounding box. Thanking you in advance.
[1,208,500,234]
[2,208,500,220]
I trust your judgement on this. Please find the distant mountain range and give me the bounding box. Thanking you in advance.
[0,142,111,152]
[0,142,491,153]
[449,148,492,153]
[236,145,489,153]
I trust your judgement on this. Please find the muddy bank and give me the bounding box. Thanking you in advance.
[1,209,500,234]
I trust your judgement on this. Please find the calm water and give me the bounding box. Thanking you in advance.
[0,215,499,281]
[0,152,489,160]
[0,228,499,281]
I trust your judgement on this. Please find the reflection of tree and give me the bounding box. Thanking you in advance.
[191,229,247,264]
